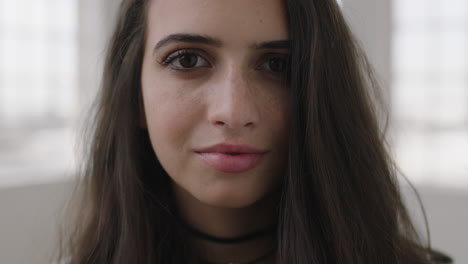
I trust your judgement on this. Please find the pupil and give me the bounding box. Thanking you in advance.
[179,54,198,68]
[269,58,285,72]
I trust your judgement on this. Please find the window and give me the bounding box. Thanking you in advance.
[0,0,78,187]
[391,0,468,189]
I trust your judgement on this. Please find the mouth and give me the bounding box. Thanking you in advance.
[195,152,266,173]
[195,143,267,155]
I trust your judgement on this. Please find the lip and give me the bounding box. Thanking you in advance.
[195,143,268,173]
[195,143,267,154]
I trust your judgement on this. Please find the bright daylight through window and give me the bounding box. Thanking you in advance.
[0,0,78,187]
[391,0,468,189]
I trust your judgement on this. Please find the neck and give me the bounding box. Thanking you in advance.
[171,184,279,264]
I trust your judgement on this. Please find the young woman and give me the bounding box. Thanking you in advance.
[56,0,452,263]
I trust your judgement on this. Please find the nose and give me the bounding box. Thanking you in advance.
[207,65,260,133]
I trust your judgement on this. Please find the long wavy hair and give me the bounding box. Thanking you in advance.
[56,0,435,263]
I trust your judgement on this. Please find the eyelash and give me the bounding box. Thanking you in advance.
[160,49,208,70]
[159,49,288,76]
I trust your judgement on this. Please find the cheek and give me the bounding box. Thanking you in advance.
[280,102,291,138]
[265,90,291,141]
[142,82,202,174]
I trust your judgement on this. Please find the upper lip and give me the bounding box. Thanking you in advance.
[195,143,268,154]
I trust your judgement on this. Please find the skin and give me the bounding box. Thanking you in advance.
[141,0,290,262]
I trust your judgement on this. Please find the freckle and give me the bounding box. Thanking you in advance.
[259,19,263,23]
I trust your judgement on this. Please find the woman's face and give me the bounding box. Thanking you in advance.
[141,0,290,208]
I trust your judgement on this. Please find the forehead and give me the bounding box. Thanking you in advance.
[146,0,289,47]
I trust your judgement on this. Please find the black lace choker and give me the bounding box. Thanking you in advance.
[177,217,277,244]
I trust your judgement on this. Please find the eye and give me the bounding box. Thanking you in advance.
[161,49,210,70]
[258,55,288,73]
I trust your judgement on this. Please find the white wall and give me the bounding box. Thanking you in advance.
[0,181,73,264]
[403,185,468,263]
[341,0,392,90]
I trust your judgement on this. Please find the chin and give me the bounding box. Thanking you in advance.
[196,185,266,209]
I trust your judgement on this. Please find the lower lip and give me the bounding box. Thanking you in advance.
[196,152,266,173]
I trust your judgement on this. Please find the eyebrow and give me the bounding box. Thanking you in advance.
[152,33,290,55]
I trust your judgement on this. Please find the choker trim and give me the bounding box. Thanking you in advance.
[176,217,277,244]
[201,244,277,264]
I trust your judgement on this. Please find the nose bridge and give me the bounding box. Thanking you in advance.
[209,62,260,129]
[226,64,250,102]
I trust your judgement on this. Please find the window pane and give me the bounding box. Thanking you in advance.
[0,0,78,187]
[392,0,468,189]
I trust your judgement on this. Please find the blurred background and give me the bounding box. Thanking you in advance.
[0,0,466,263]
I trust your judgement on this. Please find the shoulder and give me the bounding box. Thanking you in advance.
[429,249,453,264]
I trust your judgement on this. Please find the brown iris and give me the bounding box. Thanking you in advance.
[178,54,199,68]
[268,57,286,72]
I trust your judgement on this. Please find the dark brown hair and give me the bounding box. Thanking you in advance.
[56,0,435,263]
